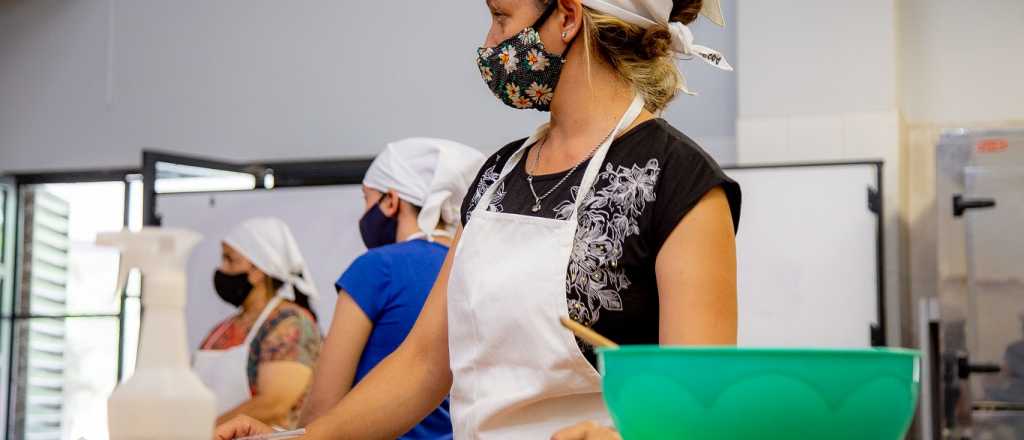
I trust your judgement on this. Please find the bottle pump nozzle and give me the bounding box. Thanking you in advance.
[97,227,202,307]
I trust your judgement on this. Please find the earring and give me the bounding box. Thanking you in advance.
[562,31,568,40]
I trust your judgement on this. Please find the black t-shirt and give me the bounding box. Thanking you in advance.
[460,118,742,366]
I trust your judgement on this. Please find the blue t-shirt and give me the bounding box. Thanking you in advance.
[336,239,452,440]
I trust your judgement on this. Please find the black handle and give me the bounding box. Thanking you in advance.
[969,364,1002,374]
[957,355,1001,379]
[953,194,997,217]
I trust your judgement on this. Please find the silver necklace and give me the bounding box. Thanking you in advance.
[526,128,616,213]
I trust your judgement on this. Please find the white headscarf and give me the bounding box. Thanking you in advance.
[223,217,319,302]
[581,0,732,95]
[363,138,486,239]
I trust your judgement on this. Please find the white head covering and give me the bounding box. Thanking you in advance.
[223,217,319,302]
[363,138,486,239]
[581,0,732,95]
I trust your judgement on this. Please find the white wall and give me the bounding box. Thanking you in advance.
[899,0,1024,125]
[0,0,738,173]
[738,0,897,118]
[735,0,903,345]
[735,0,900,174]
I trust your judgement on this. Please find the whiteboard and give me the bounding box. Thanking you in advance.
[158,186,365,349]
[728,164,880,348]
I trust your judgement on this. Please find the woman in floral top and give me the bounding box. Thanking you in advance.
[195,217,322,429]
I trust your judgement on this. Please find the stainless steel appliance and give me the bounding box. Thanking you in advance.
[918,129,1024,439]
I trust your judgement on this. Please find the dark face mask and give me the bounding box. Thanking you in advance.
[213,270,252,307]
[476,1,573,111]
[359,196,398,249]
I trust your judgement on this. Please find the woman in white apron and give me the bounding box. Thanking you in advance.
[195,217,322,429]
[216,1,740,438]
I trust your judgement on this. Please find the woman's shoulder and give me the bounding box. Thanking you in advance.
[344,245,397,277]
[460,138,527,225]
[252,301,321,363]
[612,118,742,232]
[268,301,318,328]
[479,138,528,172]
[614,118,721,167]
[366,238,445,257]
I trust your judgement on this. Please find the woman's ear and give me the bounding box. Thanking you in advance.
[246,267,266,288]
[380,189,401,217]
[556,0,584,43]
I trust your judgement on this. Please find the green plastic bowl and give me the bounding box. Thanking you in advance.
[598,346,920,440]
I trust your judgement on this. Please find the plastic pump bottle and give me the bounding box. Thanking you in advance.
[97,228,216,439]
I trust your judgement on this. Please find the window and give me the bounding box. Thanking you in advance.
[7,181,136,440]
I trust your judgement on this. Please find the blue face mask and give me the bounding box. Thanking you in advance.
[359,196,398,249]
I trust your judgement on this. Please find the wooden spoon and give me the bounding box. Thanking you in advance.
[560,316,619,349]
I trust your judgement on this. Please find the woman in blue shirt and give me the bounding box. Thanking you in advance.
[299,138,484,439]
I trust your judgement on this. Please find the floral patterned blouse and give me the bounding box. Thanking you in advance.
[461,119,742,367]
[199,301,321,428]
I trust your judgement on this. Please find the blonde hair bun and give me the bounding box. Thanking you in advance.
[638,25,673,60]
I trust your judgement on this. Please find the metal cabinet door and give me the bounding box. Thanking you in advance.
[962,164,1024,437]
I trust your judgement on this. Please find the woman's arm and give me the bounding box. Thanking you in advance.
[301,231,459,439]
[217,361,313,426]
[217,228,461,439]
[292,228,461,439]
[553,187,737,440]
[655,186,737,345]
[298,291,374,426]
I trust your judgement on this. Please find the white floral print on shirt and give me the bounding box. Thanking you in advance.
[556,159,661,327]
[466,158,506,223]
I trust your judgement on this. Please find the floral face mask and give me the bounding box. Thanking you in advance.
[476,2,572,112]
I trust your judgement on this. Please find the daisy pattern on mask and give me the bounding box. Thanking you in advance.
[481,66,493,82]
[527,49,550,72]
[499,46,518,73]
[505,83,521,101]
[511,94,533,109]
[526,82,553,105]
[518,28,541,45]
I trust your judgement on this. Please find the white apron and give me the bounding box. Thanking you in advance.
[193,295,283,415]
[447,95,646,439]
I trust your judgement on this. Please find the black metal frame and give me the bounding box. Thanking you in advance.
[142,151,247,226]
[0,176,17,440]
[141,150,372,226]
[1,169,138,438]
[722,159,888,346]
[12,168,138,186]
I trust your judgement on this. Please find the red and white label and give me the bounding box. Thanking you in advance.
[977,138,1009,153]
